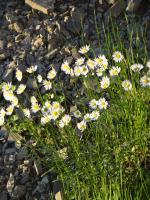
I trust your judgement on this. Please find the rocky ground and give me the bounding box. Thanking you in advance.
[0,128,63,200]
[0,0,150,199]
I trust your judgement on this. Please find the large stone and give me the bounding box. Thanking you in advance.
[45,48,59,60]
[0,191,8,200]
[33,37,44,48]
[0,127,8,142]
[0,52,10,61]
[6,173,14,194]
[25,0,55,15]
[12,185,26,198]
[13,22,24,33]
[53,181,63,200]
[126,0,142,12]
[2,67,14,82]
[104,0,126,20]
[0,40,4,49]
[105,0,116,4]
[17,147,28,160]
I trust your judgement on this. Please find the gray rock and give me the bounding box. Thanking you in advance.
[0,52,10,61]
[5,13,17,23]
[0,40,4,49]
[13,22,24,33]
[6,140,16,148]
[17,147,28,160]
[27,77,38,89]
[36,182,46,193]
[126,0,142,12]
[89,0,97,8]
[0,191,8,200]
[12,185,26,198]
[26,54,36,65]
[98,0,103,4]
[0,127,8,142]
[22,35,31,50]
[41,176,49,184]
[25,0,55,14]
[6,173,14,193]
[105,0,116,4]
[15,34,25,43]
[104,0,126,21]
[45,48,59,60]
[63,56,73,65]
[66,19,81,34]
[20,174,29,184]
[53,180,63,200]
[3,62,16,82]
[47,38,60,52]
[8,154,15,164]
[5,148,16,154]
[71,47,80,60]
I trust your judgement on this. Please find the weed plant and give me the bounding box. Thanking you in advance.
[0,15,150,199]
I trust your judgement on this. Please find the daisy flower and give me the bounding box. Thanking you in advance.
[100,76,110,89]
[95,55,108,70]
[96,68,103,77]
[6,105,14,116]
[112,51,124,62]
[61,61,71,75]
[16,69,22,81]
[122,80,132,91]
[87,59,95,70]
[43,80,52,91]
[81,65,89,76]
[90,110,100,121]
[23,108,31,118]
[37,74,43,83]
[31,103,40,113]
[74,66,83,77]
[98,98,108,110]
[59,114,71,128]
[140,75,150,87]
[51,101,61,110]
[11,96,19,107]
[2,82,12,92]
[26,65,38,73]
[130,63,144,73]
[3,90,15,102]
[0,116,5,126]
[41,114,51,125]
[89,99,98,109]
[0,108,6,118]
[47,68,57,80]
[73,110,82,118]
[75,57,85,66]
[51,94,54,99]
[16,84,26,94]
[70,69,75,77]
[84,113,92,122]
[50,110,60,120]
[44,101,51,110]
[79,45,90,54]
[43,102,56,115]
[77,120,87,132]
[109,66,121,76]
[30,96,38,104]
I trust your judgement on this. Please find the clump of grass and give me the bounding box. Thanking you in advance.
[0,15,150,199]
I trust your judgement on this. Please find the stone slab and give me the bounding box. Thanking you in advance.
[25,0,55,15]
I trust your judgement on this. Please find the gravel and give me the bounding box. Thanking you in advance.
[0,136,55,199]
